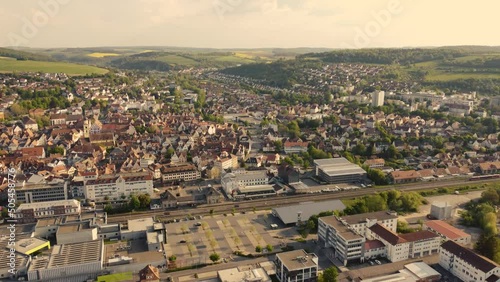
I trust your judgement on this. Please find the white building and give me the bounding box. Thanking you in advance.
[13,199,81,223]
[221,170,268,195]
[275,250,318,282]
[430,202,453,220]
[27,240,104,282]
[372,91,385,107]
[84,172,153,202]
[439,241,500,282]
[367,224,440,262]
[318,211,398,265]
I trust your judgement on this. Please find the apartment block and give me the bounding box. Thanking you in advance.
[84,172,153,202]
[439,241,500,282]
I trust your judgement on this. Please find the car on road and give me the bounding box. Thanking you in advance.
[375,260,382,265]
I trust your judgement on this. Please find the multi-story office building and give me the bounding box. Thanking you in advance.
[16,179,68,203]
[367,223,440,262]
[275,249,318,282]
[161,164,201,183]
[439,241,500,282]
[318,216,365,266]
[314,158,367,184]
[13,199,81,223]
[84,172,153,202]
[318,211,398,265]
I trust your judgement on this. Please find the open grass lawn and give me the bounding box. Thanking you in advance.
[87,52,120,58]
[97,272,133,282]
[0,58,108,75]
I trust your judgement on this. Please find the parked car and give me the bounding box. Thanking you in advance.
[369,261,375,266]
[375,260,382,265]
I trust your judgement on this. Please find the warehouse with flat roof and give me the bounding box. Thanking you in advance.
[314,158,367,184]
[272,200,346,225]
[27,240,104,282]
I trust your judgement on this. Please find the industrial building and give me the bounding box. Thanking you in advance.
[313,158,367,184]
[272,200,346,225]
[121,218,167,251]
[27,240,104,282]
[275,250,318,282]
[430,202,453,220]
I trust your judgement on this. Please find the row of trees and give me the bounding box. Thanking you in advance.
[460,187,500,263]
[303,190,425,235]
[104,194,151,214]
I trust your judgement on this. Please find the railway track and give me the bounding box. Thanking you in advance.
[106,178,498,224]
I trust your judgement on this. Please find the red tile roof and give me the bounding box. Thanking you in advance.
[364,239,385,250]
[441,241,499,273]
[425,220,470,240]
[399,230,439,242]
[369,223,406,245]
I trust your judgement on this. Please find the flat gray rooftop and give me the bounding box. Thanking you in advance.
[314,158,366,177]
[272,200,346,225]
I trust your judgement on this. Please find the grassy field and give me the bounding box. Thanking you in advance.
[0,58,108,75]
[410,59,500,81]
[97,272,133,282]
[87,52,120,58]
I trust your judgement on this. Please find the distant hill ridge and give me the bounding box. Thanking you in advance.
[0,47,53,62]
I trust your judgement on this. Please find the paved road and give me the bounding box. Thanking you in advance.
[162,256,272,282]
[107,178,497,224]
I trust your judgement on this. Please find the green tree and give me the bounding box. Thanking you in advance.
[265,244,273,252]
[481,188,500,205]
[104,203,113,214]
[365,194,387,212]
[321,266,338,282]
[129,195,140,210]
[168,255,177,262]
[475,234,500,264]
[209,253,220,262]
[138,194,151,209]
[255,245,263,252]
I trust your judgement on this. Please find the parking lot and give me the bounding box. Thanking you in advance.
[163,211,291,266]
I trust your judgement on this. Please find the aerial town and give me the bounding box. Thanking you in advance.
[1,2,500,281]
[1,54,500,282]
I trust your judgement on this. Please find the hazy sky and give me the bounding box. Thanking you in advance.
[0,0,499,49]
